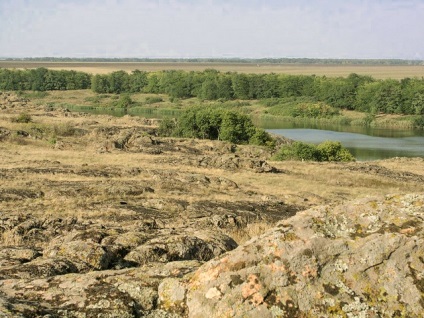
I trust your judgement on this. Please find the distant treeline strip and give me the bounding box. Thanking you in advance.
[0,68,91,91]
[2,57,424,65]
[1,67,424,115]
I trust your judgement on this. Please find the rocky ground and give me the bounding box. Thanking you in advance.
[1,92,424,317]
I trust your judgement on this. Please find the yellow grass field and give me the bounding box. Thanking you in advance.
[1,61,424,79]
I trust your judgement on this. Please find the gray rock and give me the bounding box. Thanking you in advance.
[0,247,40,263]
[0,261,201,317]
[124,230,237,265]
[158,278,187,315]
[46,240,114,271]
[0,257,78,280]
[187,194,424,318]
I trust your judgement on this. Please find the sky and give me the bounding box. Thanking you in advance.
[0,0,423,59]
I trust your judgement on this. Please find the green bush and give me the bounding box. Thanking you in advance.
[249,128,275,147]
[158,118,177,137]
[160,106,273,146]
[115,94,133,108]
[317,141,355,162]
[273,140,355,162]
[290,102,340,118]
[272,141,321,161]
[414,116,424,129]
[144,96,164,104]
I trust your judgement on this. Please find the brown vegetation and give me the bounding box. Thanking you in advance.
[2,61,424,79]
[1,93,424,316]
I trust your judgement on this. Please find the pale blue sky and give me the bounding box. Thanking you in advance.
[0,0,423,59]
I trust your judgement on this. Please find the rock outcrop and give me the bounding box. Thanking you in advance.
[2,194,423,317]
[2,102,424,317]
[187,193,424,318]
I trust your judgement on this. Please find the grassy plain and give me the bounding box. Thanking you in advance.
[2,94,424,244]
[1,61,424,79]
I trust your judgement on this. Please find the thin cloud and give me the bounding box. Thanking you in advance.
[0,0,423,59]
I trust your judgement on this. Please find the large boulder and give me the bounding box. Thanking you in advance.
[0,261,200,317]
[187,193,424,318]
[125,229,237,265]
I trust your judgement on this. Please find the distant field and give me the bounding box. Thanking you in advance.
[1,61,424,79]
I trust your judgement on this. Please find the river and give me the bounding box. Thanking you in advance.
[263,122,424,161]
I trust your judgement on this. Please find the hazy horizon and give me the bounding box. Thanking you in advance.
[1,0,423,60]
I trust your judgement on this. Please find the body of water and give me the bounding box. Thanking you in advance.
[66,106,424,161]
[266,122,424,161]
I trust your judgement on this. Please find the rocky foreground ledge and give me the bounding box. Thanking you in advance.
[1,193,423,317]
[1,98,424,317]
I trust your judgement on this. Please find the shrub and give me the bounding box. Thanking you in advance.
[249,128,275,147]
[317,141,355,162]
[160,106,273,146]
[273,140,355,162]
[52,122,76,137]
[11,113,32,123]
[158,118,177,137]
[116,94,133,108]
[273,141,321,161]
[145,96,164,104]
[414,116,424,129]
[218,111,255,144]
[290,102,340,118]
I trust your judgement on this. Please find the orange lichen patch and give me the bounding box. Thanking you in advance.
[399,227,416,235]
[302,265,318,279]
[242,274,262,299]
[250,292,264,306]
[268,262,286,273]
[273,248,284,258]
[191,263,225,287]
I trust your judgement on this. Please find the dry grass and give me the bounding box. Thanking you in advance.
[1,61,424,79]
[2,104,424,248]
[223,221,274,244]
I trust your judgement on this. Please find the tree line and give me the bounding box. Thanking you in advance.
[92,69,424,115]
[0,68,91,91]
[1,67,424,115]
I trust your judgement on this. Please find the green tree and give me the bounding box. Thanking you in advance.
[231,73,251,99]
[199,79,219,100]
[144,73,161,93]
[91,74,110,93]
[162,107,271,146]
[129,70,148,92]
[109,71,130,94]
[218,111,255,144]
[316,141,355,162]
[216,74,234,100]
[30,68,48,91]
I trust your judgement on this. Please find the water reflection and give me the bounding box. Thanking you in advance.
[268,128,424,161]
[256,119,424,138]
